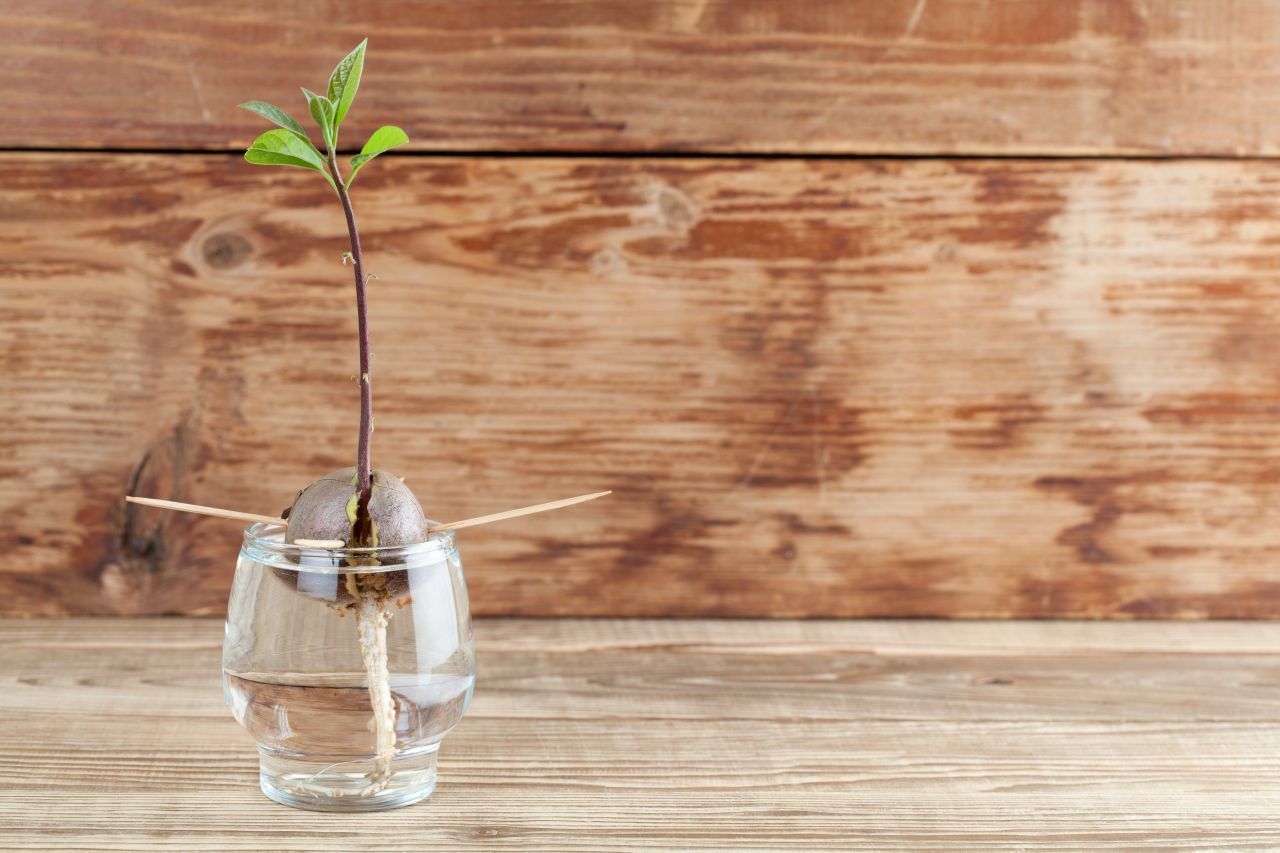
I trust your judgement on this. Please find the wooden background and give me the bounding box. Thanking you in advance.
[6,1,1280,617]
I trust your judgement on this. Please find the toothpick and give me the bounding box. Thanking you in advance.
[124,490,612,538]
[428,491,612,532]
[125,497,284,526]
[293,539,347,549]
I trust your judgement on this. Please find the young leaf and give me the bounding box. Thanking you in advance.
[348,126,409,184]
[302,88,335,150]
[238,101,310,144]
[327,39,367,129]
[244,129,336,190]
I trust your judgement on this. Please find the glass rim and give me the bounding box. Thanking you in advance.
[241,521,456,560]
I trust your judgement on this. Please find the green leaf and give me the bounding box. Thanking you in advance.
[244,129,336,190]
[302,88,335,150]
[348,126,409,184]
[327,39,367,129]
[238,100,310,143]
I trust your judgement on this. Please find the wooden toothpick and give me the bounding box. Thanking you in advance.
[428,491,612,532]
[124,491,612,539]
[124,497,284,526]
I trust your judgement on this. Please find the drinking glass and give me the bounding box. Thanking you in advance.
[222,523,475,811]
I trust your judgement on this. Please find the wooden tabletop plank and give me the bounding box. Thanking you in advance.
[0,618,1277,850]
[10,154,1280,618]
[11,0,1280,156]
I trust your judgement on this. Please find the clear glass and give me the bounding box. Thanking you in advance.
[222,523,475,812]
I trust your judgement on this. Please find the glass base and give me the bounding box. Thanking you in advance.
[258,745,438,812]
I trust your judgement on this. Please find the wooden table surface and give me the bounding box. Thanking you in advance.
[1,618,1278,850]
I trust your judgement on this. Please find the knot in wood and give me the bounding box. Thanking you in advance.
[201,233,252,269]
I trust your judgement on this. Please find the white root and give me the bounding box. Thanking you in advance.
[354,588,397,795]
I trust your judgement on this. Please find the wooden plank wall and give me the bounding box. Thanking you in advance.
[5,1,1280,617]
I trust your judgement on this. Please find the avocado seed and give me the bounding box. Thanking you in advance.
[278,467,428,605]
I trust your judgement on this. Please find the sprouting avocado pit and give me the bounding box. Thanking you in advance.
[239,39,414,798]
[285,467,428,549]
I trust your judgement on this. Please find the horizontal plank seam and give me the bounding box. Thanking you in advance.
[1,145,1277,163]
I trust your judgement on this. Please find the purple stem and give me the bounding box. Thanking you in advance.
[328,151,373,511]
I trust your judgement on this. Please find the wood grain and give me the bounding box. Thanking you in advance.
[11,153,1280,617]
[10,0,1280,155]
[2,617,1280,850]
